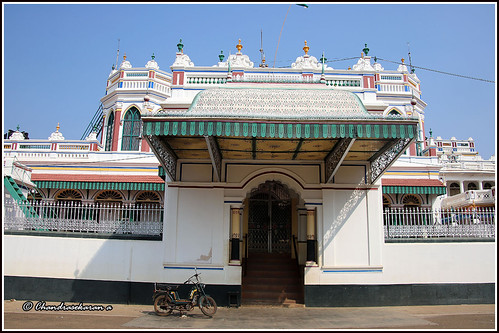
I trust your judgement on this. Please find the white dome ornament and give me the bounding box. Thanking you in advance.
[119,53,132,69]
[291,41,322,70]
[145,53,159,70]
[397,58,408,72]
[373,56,384,71]
[9,125,25,140]
[227,39,254,69]
[85,130,98,141]
[109,64,118,77]
[48,123,65,140]
[352,44,374,71]
[172,39,194,67]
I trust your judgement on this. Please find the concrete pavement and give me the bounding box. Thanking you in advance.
[3,299,496,330]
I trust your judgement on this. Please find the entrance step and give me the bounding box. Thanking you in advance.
[242,253,303,306]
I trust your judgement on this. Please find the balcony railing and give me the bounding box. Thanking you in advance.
[4,199,163,239]
[384,207,495,240]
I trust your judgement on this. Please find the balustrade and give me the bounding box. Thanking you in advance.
[4,199,164,238]
[384,206,495,240]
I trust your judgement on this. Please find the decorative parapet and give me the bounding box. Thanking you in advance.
[441,190,495,209]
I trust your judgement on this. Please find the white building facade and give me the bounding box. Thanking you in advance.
[3,40,495,307]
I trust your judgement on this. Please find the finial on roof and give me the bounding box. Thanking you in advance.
[363,43,369,56]
[401,58,405,63]
[177,39,184,53]
[429,129,433,137]
[56,123,60,132]
[123,53,127,61]
[16,124,20,131]
[218,50,225,62]
[236,39,243,52]
[303,40,309,55]
[151,53,155,60]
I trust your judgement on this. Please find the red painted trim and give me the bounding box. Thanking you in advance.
[141,139,150,152]
[111,110,122,151]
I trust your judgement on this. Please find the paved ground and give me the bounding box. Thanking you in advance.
[3,300,496,330]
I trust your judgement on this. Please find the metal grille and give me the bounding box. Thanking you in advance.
[247,181,292,253]
[4,199,163,237]
[384,206,495,239]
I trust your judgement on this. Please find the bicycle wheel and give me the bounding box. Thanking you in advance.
[199,295,217,317]
[154,294,173,316]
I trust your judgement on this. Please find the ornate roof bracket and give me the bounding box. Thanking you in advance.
[204,136,222,182]
[292,138,305,160]
[325,138,356,183]
[251,137,257,160]
[368,137,414,185]
[145,135,178,181]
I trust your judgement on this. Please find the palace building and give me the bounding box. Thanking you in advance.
[4,39,495,307]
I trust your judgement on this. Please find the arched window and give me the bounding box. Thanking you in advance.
[121,107,141,151]
[388,109,402,116]
[105,112,115,151]
[136,191,161,203]
[96,190,123,203]
[402,194,421,208]
[484,182,493,190]
[56,189,83,201]
[383,195,392,209]
[467,182,477,191]
[55,189,83,220]
[449,183,460,196]
[133,191,163,222]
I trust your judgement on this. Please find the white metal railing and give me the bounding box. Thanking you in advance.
[441,190,495,209]
[4,199,163,237]
[384,207,495,240]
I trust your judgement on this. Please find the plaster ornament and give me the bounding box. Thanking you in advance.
[291,55,322,70]
[352,56,374,71]
[373,61,384,71]
[397,58,408,72]
[145,54,159,70]
[85,131,98,141]
[119,54,132,69]
[48,123,65,140]
[9,130,25,140]
[172,53,194,67]
[109,65,118,77]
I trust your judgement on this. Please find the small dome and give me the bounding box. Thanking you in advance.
[85,131,98,141]
[119,54,132,69]
[145,53,159,70]
[9,130,25,140]
[48,123,65,141]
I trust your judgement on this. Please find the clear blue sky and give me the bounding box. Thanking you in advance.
[3,3,496,158]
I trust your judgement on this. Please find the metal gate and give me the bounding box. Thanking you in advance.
[247,181,291,254]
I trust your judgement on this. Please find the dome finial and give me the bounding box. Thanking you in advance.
[363,43,369,56]
[177,39,184,53]
[56,122,60,132]
[218,50,225,62]
[123,53,127,61]
[236,39,243,52]
[401,58,405,64]
[151,53,155,60]
[303,40,309,55]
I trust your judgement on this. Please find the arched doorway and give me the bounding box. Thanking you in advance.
[242,180,304,306]
[247,180,292,254]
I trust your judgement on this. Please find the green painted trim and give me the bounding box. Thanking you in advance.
[143,120,418,140]
[33,180,165,191]
[383,185,446,195]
